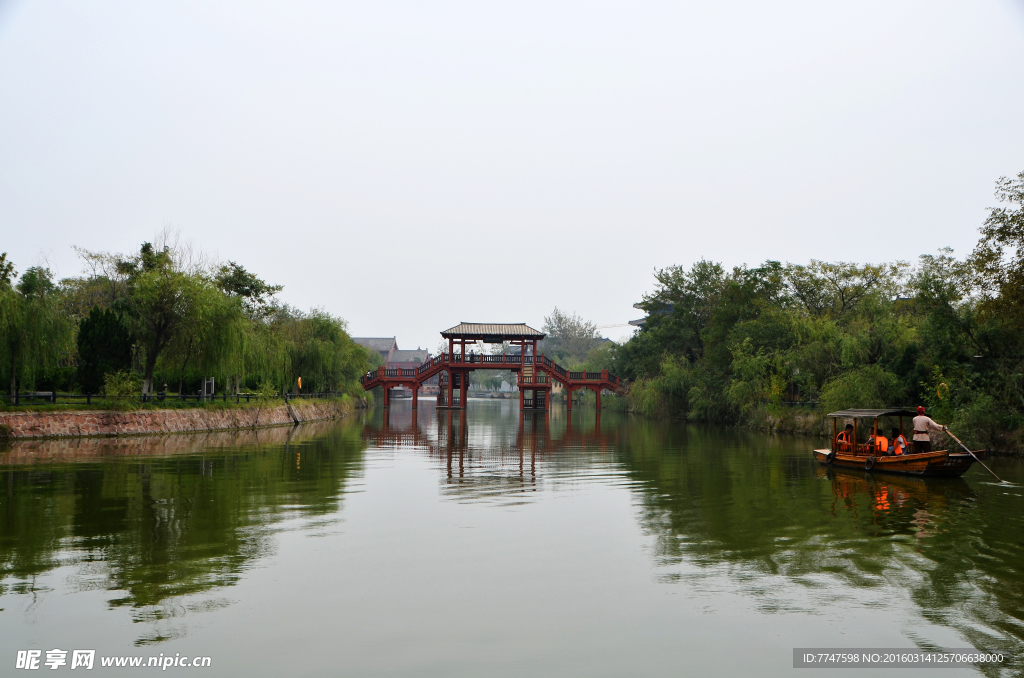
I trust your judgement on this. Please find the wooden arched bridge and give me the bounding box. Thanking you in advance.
[360,323,624,410]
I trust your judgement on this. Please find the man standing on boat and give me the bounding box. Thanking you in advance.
[912,406,947,453]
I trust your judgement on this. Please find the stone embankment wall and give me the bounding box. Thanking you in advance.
[0,399,358,439]
[0,418,344,464]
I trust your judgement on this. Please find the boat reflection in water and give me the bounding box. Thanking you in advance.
[0,401,1020,675]
[819,466,975,537]
[369,403,1023,666]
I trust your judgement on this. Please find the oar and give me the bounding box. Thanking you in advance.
[945,430,1003,482]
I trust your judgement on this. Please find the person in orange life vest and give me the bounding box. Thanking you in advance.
[867,428,881,452]
[835,423,853,451]
[912,406,947,453]
[874,429,890,455]
[889,428,908,455]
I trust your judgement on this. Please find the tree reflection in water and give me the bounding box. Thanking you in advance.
[1,403,1021,665]
[0,419,367,645]
[368,404,1023,664]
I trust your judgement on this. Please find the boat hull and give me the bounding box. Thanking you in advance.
[812,448,979,478]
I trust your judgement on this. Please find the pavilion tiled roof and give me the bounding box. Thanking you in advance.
[440,323,546,339]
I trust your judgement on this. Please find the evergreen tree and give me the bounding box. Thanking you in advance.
[77,307,132,394]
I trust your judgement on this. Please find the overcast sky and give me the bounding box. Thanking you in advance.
[2,1,1023,350]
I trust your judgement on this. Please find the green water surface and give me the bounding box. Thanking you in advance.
[1,401,1022,677]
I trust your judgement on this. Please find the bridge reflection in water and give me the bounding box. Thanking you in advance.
[361,402,1024,666]
[2,403,1022,670]
[365,401,620,503]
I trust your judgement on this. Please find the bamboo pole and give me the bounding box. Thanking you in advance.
[946,430,1003,482]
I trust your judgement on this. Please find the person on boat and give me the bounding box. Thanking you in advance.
[889,428,908,455]
[912,406,947,453]
[874,429,890,455]
[835,423,854,451]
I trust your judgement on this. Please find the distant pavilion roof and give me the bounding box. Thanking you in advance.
[440,323,546,342]
[826,409,918,418]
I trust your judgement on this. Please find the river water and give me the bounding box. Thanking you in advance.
[1,401,1022,677]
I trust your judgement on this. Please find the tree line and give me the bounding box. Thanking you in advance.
[607,171,1024,452]
[0,235,370,398]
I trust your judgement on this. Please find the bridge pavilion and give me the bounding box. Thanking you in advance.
[360,322,623,411]
[440,323,548,410]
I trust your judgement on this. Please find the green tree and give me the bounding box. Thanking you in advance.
[162,283,247,394]
[279,308,365,393]
[818,365,903,415]
[81,242,214,394]
[0,253,15,286]
[76,307,133,394]
[0,264,74,395]
[215,261,283,319]
[634,260,727,366]
[541,307,601,363]
[969,170,1024,310]
[785,260,908,319]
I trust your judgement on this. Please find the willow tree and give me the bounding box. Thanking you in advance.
[162,285,248,394]
[0,264,75,395]
[257,306,366,394]
[209,261,282,392]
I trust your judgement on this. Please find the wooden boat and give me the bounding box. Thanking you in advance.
[812,408,984,478]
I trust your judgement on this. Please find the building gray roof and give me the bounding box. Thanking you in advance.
[352,337,398,353]
[440,323,546,340]
[389,349,429,363]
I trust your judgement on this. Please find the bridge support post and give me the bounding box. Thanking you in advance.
[447,369,454,408]
[412,386,418,409]
[595,388,602,411]
[566,387,572,412]
[383,387,390,408]
[460,371,468,409]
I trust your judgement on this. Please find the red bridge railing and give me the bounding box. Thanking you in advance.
[360,352,622,390]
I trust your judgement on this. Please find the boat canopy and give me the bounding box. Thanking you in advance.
[826,408,918,418]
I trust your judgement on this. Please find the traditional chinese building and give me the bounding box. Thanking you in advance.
[352,337,398,364]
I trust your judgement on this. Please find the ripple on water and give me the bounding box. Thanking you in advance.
[1,409,1022,671]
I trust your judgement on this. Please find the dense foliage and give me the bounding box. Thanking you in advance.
[76,307,132,394]
[610,171,1024,451]
[0,237,370,398]
[0,263,74,396]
